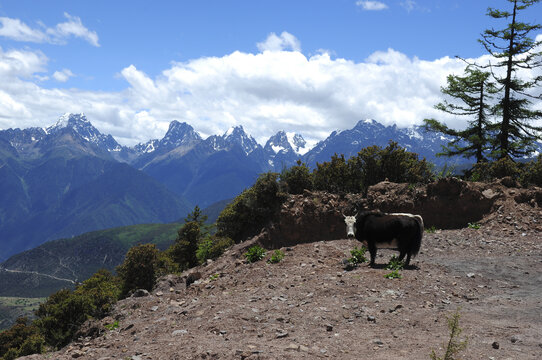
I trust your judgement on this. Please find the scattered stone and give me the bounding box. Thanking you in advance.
[367,315,376,323]
[172,329,188,336]
[284,343,300,351]
[150,306,158,312]
[131,289,150,298]
[492,341,500,349]
[511,335,521,344]
[373,339,384,346]
[276,330,289,338]
[155,291,163,297]
[325,324,333,332]
[467,273,475,278]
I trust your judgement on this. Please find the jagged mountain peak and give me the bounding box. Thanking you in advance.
[265,131,309,156]
[162,121,202,147]
[221,125,259,155]
[44,113,122,153]
[45,113,89,134]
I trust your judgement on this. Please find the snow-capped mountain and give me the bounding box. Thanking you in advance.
[219,125,260,155]
[302,119,461,167]
[264,131,310,170]
[134,120,202,156]
[45,113,122,153]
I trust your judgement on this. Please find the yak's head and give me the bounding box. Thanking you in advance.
[343,213,357,238]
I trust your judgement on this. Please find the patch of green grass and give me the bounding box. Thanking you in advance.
[384,270,402,279]
[384,255,405,279]
[244,245,267,263]
[467,222,481,230]
[348,246,367,265]
[425,226,438,233]
[209,273,220,281]
[104,320,119,330]
[267,250,285,264]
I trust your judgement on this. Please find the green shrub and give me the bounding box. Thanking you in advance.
[520,155,542,186]
[430,309,468,360]
[0,317,43,359]
[386,255,405,271]
[469,157,521,182]
[280,160,313,194]
[425,226,438,233]
[355,141,434,194]
[116,243,159,297]
[467,222,481,230]
[244,245,267,263]
[348,246,367,265]
[104,321,119,330]
[196,235,234,264]
[384,255,404,279]
[74,269,120,318]
[217,172,286,242]
[384,270,402,279]
[34,288,94,348]
[313,153,360,194]
[267,250,285,264]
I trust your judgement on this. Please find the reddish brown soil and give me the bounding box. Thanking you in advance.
[21,180,542,360]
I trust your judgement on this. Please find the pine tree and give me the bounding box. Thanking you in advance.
[424,66,498,163]
[479,0,542,159]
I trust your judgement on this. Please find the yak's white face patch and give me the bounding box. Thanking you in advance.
[344,215,356,238]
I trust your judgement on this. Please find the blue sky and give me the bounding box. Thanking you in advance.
[0,0,541,146]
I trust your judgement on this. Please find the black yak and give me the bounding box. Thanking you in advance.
[344,211,423,267]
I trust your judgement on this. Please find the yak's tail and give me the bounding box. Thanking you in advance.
[411,215,424,257]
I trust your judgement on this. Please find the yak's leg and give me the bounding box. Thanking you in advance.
[368,242,377,267]
[404,253,411,267]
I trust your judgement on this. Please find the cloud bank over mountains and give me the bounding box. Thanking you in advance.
[0,22,540,146]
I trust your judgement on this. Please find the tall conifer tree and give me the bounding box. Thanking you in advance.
[479,0,542,159]
[424,67,498,163]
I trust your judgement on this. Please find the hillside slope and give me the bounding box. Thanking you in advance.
[0,222,181,297]
[20,181,542,359]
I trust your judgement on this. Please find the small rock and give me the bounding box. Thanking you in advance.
[71,350,84,358]
[172,329,188,336]
[325,324,333,332]
[276,331,289,338]
[467,273,475,278]
[492,341,500,349]
[511,335,521,343]
[299,345,309,352]
[131,289,150,298]
[373,339,384,346]
[150,306,158,312]
[367,315,376,322]
[285,343,299,351]
[156,291,164,296]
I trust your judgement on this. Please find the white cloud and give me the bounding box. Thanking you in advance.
[0,35,540,147]
[47,13,100,47]
[356,1,389,11]
[52,69,75,82]
[400,0,416,12]
[257,32,301,52]
[0,13,99,46]
[0,17,48,42]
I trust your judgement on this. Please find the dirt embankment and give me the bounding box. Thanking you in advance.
[21,179,542,360]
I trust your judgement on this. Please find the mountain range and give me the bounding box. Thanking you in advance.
[0,113,494,261]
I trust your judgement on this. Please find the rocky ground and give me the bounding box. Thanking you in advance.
[21,179,542,360]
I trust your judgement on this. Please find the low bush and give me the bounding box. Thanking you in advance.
[196,235,234,264]
[116,243,159,298]
[217,172,286,242]
[244,245,267,263]
[267,250,285,264]
[348,246,367,265]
